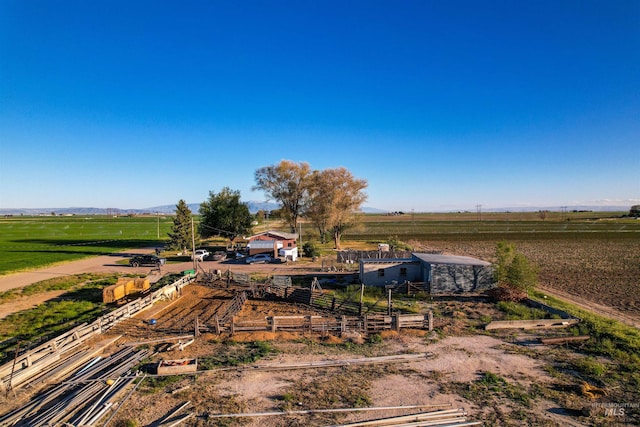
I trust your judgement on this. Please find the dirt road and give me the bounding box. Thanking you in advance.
[538,285,640,329]
[0,249,153,293]
[0,251,337,293]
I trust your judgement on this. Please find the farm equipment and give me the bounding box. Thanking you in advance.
[103,277,151,303]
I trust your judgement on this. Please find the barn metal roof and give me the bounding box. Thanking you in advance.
[412,253,491,266]
[359,253,490,266]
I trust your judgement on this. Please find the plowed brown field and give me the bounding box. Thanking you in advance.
[413,236,640,324]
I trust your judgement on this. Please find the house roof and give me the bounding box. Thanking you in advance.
[412,253,491,266]
[247,230,298,240]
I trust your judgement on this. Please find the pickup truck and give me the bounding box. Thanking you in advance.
[129,254,166,267]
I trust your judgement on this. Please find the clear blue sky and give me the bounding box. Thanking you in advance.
[1,0,638,212]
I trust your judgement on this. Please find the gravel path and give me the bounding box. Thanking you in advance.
[0,249,155,292]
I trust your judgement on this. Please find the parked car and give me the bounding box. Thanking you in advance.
[192,249,210,262]
[212,251,227,261]
[245,253,274,264]
[129,254,166,267]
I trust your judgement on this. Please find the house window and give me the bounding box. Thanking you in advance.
[377,269,385,277]
[287,242,292,247]
[400,267,407,277]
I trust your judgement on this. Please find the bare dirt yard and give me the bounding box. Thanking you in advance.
[63,283,627,427]
[99,302,598,427]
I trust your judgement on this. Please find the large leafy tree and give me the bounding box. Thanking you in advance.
[309,167,367,249]
[199,187,253,244]
[167,199,194,254]
[305,170,333,243]
[253,160,311,232]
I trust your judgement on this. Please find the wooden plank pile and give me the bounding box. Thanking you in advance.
[0,347,152,426]
[326,408,480,426]
[204,407,479,426]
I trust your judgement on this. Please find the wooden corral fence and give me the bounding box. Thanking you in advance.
[0,273,197,393]
[386,280,428,295]
[202,274,426,317]
[199,312,434,335]
[219,291,247,324]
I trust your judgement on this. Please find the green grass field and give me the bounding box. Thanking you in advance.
[0,215,174,274]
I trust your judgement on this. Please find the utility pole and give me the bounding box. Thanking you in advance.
[156,212,160,239]
[299,221,303,257]
[191,216,197,271]
[476,204,482,222]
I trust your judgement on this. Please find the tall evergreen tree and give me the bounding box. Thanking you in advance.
[167,200,193,254]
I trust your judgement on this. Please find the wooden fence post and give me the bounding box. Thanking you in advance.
[230,317,235,334]
[331,297,336,312]
[341,316,347,333]
[214,314,220,335]
[428,310,434,332]
[270,316,276,332]
[359,283,365,316]
[387,289,392,316]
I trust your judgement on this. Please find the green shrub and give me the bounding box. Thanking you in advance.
[572,357,606,377]
[367,333,383,344]
[496,301,548,320]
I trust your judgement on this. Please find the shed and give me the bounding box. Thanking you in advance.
[279,246,299,261]
[359,253,495,294]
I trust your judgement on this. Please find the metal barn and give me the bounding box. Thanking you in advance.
[359,253,495,294]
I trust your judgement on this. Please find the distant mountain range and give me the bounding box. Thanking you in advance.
[0,203,632,216]
[0,202,387,216]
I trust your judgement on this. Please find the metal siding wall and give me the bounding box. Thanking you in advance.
[430,264,495,293]
[361,262,420,286]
